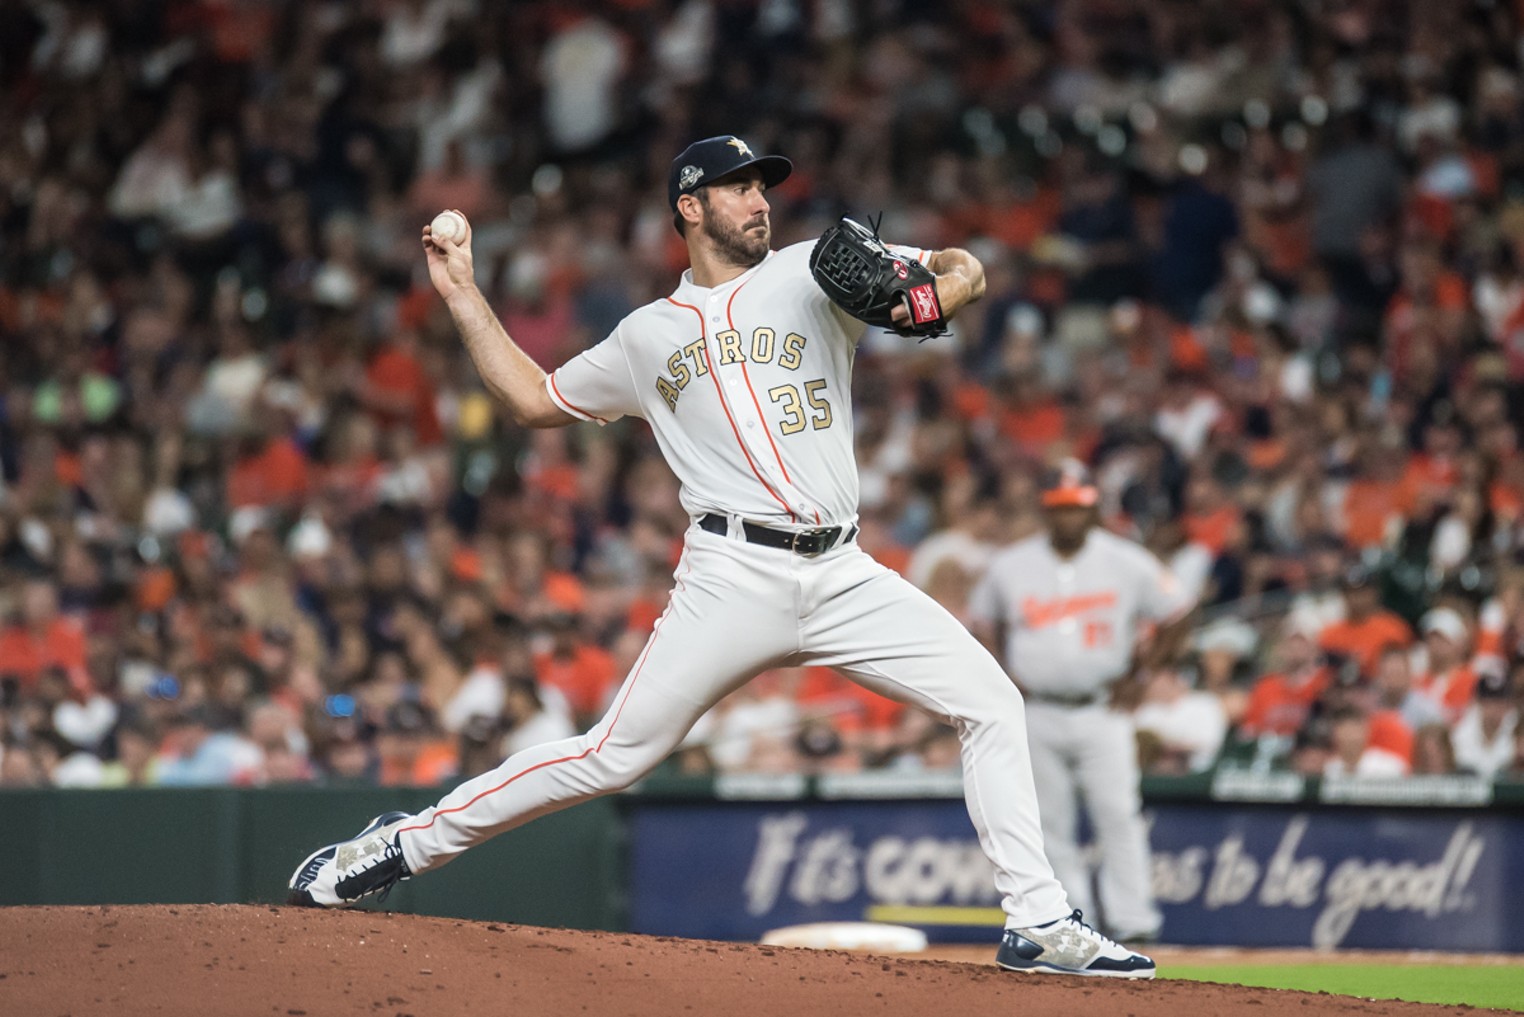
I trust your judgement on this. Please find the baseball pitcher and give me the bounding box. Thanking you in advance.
[970,461,1195,943]
[287,137,1154,978]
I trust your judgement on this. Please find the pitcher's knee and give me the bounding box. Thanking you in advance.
[960,673,1027,728]
[582,737,671,793]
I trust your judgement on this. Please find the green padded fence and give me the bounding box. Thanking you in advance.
[5,774,1522,931]
[0,787,623,929]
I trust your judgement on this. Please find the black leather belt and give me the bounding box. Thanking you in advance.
[699,513,857,557]
[1025,689,1106,708]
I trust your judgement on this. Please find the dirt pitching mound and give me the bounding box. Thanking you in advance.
[0,905,1482,1017]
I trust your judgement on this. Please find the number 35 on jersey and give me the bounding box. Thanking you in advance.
[654,326,833,437]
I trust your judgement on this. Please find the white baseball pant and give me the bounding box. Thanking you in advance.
[396,521,1072,928]
[1025,700,1160,937]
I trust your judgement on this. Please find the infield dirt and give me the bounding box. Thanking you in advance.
[0,904,1494,1016]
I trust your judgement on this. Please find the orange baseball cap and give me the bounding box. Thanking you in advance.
[1040,458,1099,508]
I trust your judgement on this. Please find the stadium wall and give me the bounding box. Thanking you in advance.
[4,777,1523,951]
[0,788,623,930]
[627,773,1524,951]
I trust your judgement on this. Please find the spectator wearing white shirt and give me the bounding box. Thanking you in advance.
[1147,518,1214,607]
[907,484,1001,591]
[1154,370,1224,460]
[1372,643,1445,734]
[165,132,243,242]
[155,706,263,786]
[1323,707,1408,778]
[703,670,802,773]
[540,12,627,154]
[1133,668,1228,773]
[500,677,577,758]
[107,115,193,220]
[1451,667,1519,780]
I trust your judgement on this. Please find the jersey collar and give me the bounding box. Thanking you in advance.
[674,249,774,299]
[1046,530,1094,561]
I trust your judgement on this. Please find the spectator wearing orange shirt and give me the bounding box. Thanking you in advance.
[358,331,444,447]
[225,427,310,512]
[376,701,459,788]
[1383,241,1469,383]
[1414,607,1479,722]
[534,616,617,723]
[1397,412,1464,514]
[1358,645,1438,766]
[1372,642,1445,736]
[316,413,384,519]
[1180,470,1241,557]
[1318,565,1414,677]
[793,665,906,762]
[1338,441,1406,550]
[997,373,1067,455]
[1240,617,1331,739]
[499,532,588,621]
[0,578,88,690]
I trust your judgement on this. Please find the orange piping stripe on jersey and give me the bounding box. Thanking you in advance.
[397,557,694,838]
[739,360,817,525]
[740,361,791,485]
[666,296,798,523]
[726,277,797,490]
[548,372,608,424]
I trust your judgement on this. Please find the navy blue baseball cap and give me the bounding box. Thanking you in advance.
[667,135,792,211]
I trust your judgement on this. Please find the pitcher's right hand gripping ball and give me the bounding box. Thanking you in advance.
[809,216,948,340]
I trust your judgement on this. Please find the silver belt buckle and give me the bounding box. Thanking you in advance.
[792,528,831,557]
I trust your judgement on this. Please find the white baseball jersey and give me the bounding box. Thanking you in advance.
[543,240,927,528]
[389,234,1079,934]
[970,529,1194,695]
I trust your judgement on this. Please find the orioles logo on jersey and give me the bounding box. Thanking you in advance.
[655,327,809,412]
[1021,591,1118,629]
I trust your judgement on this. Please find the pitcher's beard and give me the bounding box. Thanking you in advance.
[705,215,770,268]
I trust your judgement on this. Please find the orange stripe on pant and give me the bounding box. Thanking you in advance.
[396,560,691,838]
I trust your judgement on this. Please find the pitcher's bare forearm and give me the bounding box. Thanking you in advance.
[927,247,987,316]
[445,286,573,429]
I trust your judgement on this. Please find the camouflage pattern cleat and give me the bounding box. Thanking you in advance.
[287,811,413,908]
[996,910,1156,978]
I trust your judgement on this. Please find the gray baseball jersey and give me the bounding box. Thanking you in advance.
[543,240,928,528]
[970,529,1194,695]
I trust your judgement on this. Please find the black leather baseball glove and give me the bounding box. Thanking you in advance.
[809,216,948,340]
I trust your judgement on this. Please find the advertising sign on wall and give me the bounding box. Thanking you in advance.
[628,800,1523,950]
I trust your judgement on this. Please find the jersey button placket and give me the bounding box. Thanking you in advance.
[726,365,761,446]
[720,350,773,494]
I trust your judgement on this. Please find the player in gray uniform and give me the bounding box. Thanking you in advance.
[287,137,1154,978]
[970,460,1195,942]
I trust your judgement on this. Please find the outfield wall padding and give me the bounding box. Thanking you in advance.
[0,787,622,929]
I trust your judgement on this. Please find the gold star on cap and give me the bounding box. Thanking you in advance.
[726,137,753,157]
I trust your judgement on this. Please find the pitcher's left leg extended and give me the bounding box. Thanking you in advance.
[796,550,1070,928]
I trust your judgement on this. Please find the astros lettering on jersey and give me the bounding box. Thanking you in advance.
[287,132,1158,978]
[544,240,927,527]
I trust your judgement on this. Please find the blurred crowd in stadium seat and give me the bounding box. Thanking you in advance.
[3,0,1524,788]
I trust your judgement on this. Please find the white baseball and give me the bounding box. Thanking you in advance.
[430,210,466,244]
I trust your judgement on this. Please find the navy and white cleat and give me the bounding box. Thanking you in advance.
[996,910,1156,979]
[287,811,413,908]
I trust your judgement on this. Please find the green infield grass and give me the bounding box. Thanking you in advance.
[1164,963,1524,1011]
